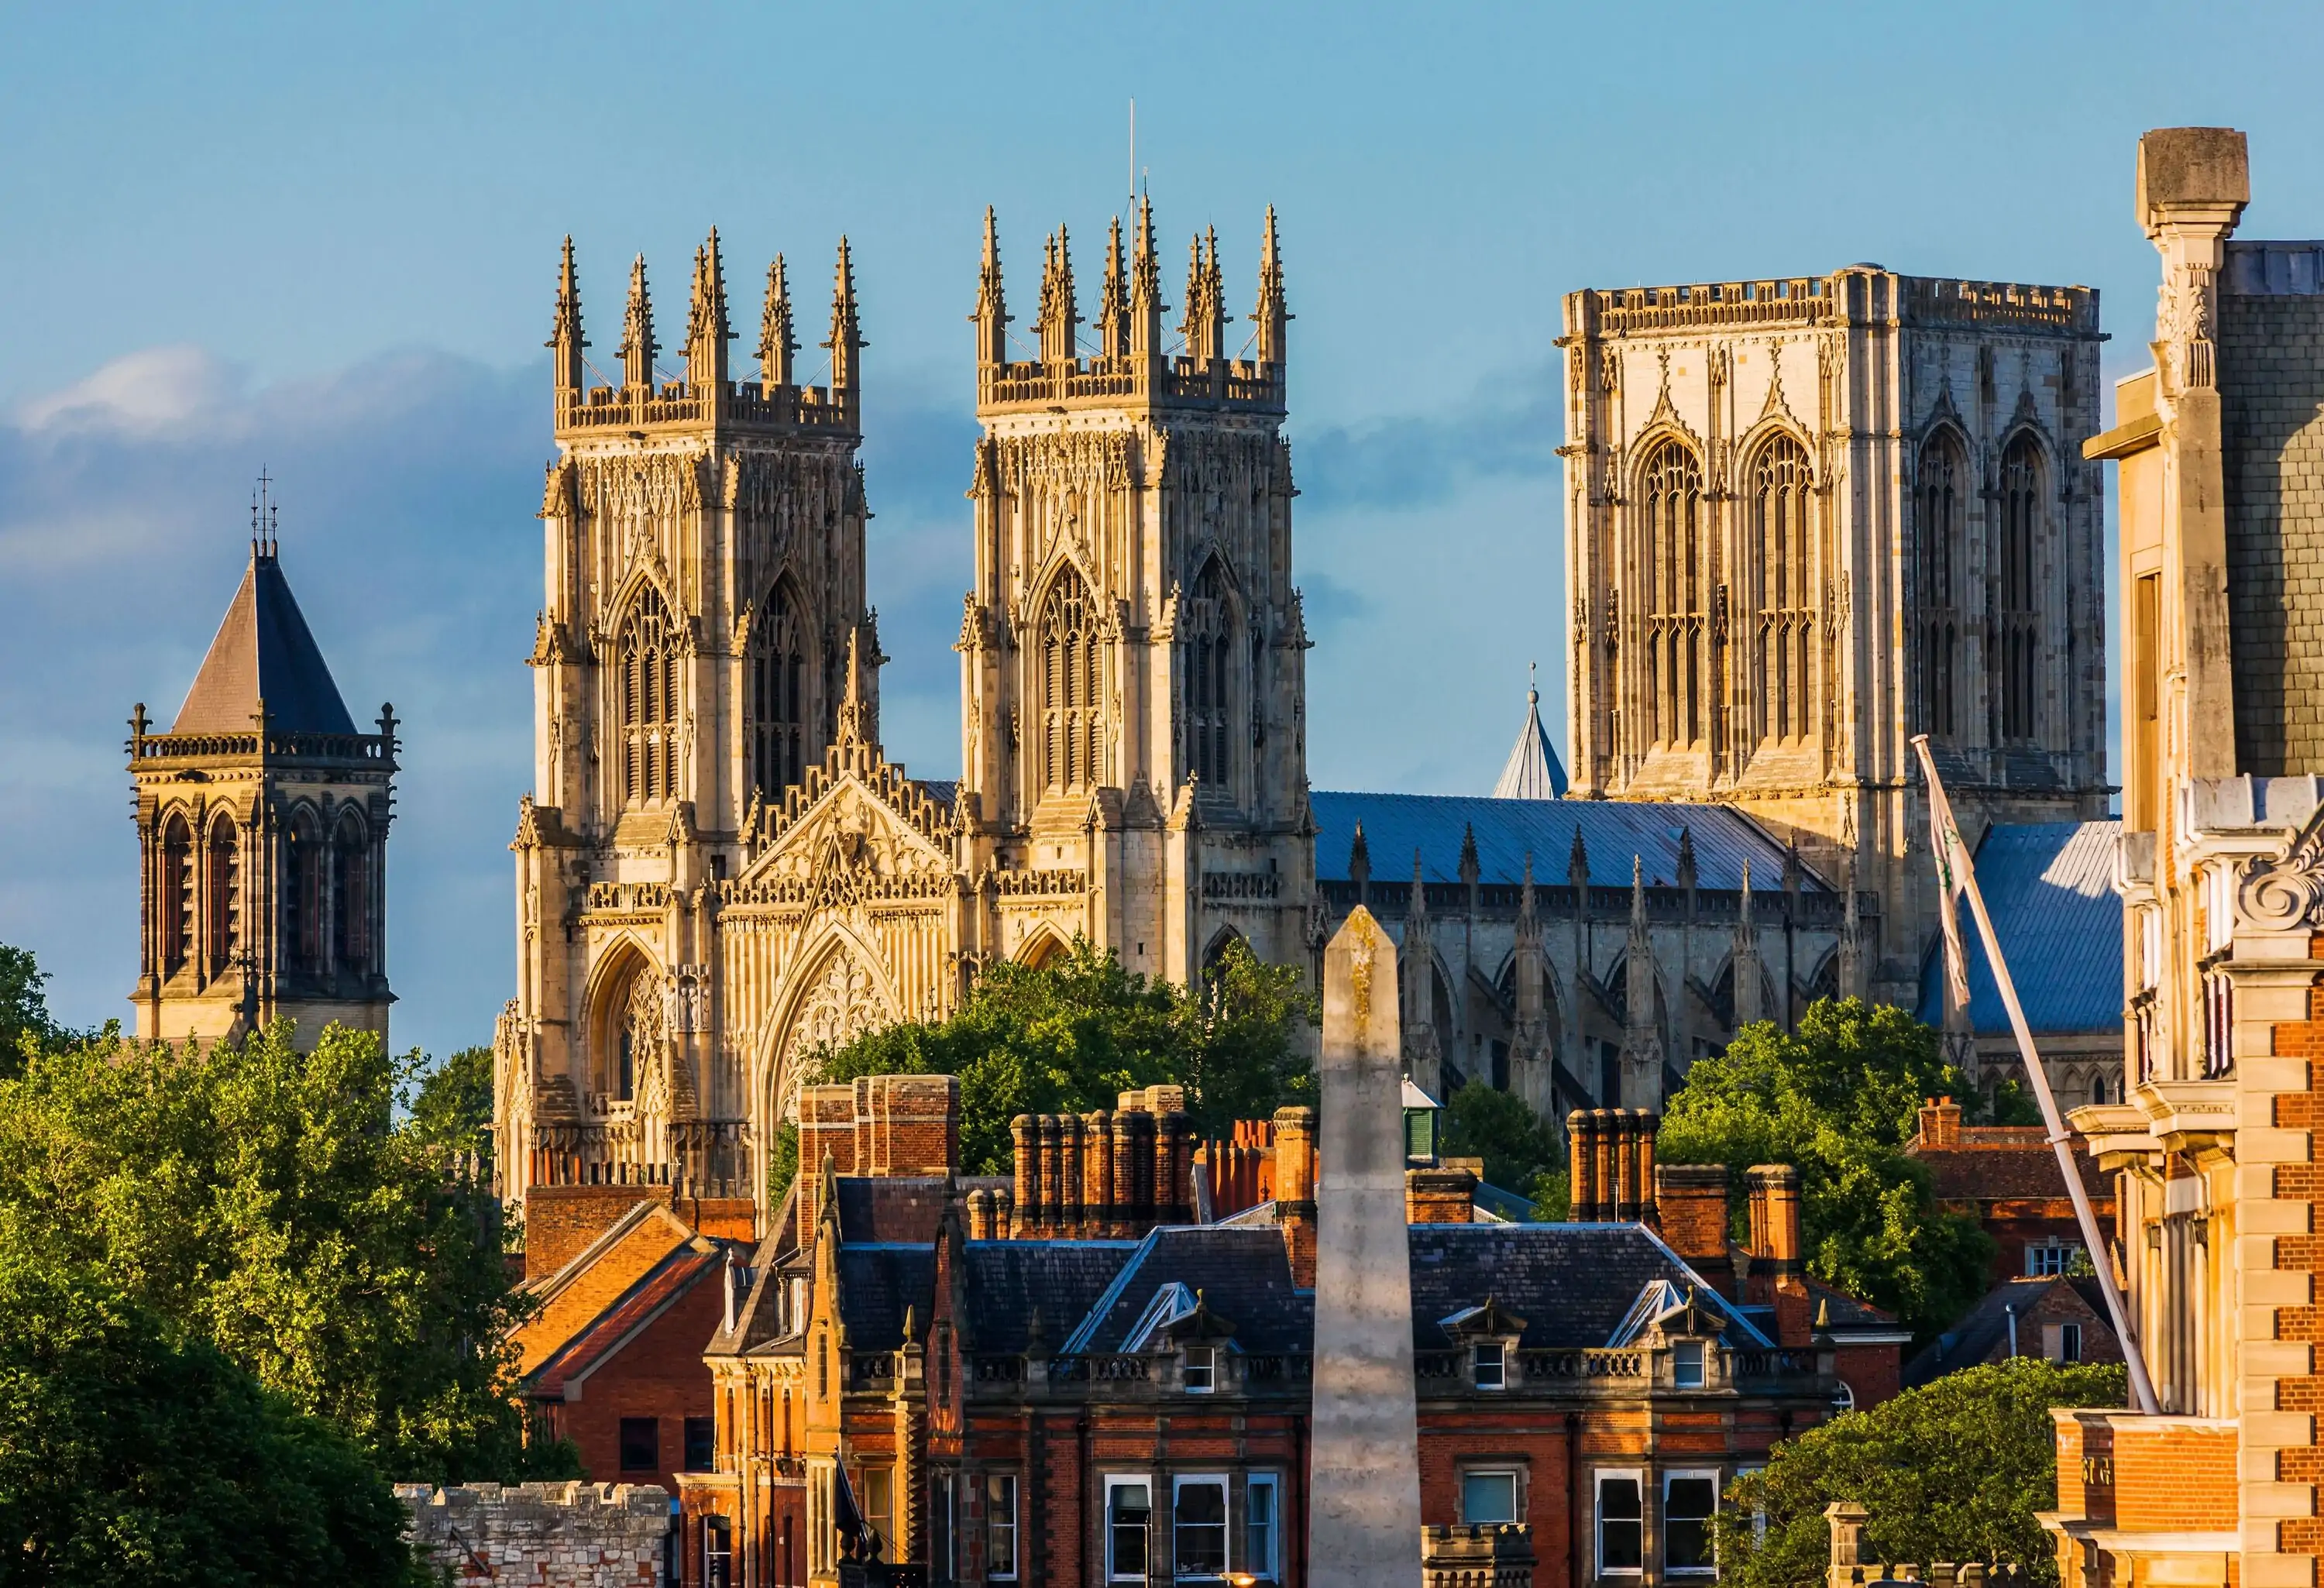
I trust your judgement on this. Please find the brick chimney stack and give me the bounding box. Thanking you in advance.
[1652,1163,1734,1296]
[1274,1105,1318,1288]
[1917,1095,1964,1148]
[1745,1164,1812,1345]
[795,1074,961,1247]
[1006,1090,1194,1240]
[1566,1109,1659,1222]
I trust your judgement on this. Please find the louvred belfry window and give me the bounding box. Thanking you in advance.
[1998,435,2044,744]
[284,811,324,976]
[159,812,194,976]
[205,814,239,977]
[332,815,370,976]
[1186,559,1232,789]
[1751,435,1814,741]
[1038,566,1102,793]
[1641,438,1706,747]
[750,581,807,799]
[1916,434,1965,740]
[618,588,682,806]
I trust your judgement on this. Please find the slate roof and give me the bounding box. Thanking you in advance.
[837,1246,937,1353]
[1904,1275,2112,1386]
[1064,1227,1312,1355]
[1492,680,1569,800]
[961,1241,1145,1354]
[836,1177,988,1246]
[1914,821,2123,1036]
[1312,791,1816,891]
[1406,1223,1769,1349]
[1907,1133,2109,1203]
[173,549,359,735]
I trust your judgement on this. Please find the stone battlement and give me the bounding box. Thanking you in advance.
[1565,268,2097,337]
[398,1482,670,1587]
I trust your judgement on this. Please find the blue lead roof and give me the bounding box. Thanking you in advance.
[1914,820,2123,1036]
[1311,791,1820,892]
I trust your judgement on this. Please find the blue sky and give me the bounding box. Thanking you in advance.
[5,0,2322,1060]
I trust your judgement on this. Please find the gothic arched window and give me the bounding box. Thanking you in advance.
[1999,435,2044,743]
[1640,438,1706,746]
[205,814,239,978]
[617,586,682,806]
[332,814,370,978]
[1750,435,1814,742]
[158,812,194,977]
[1915,433,1966,740]
[595,957,662,1105]
[1037,565,1102,794]
[284,810,324,977]
[750,580,808,799]
[1186,559,1232,789]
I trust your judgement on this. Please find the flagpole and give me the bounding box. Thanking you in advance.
[1911,735,2161,1416]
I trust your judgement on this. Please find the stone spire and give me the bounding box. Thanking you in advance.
[1401,852,1440,1096]
[826,237,863,404]
[1038,227,1079,366]
[1129,194,1164,360]
[1511,852,1549,1093]
[973,207,1009,368]
[1253,205,1291,369]
[758,253,795,390]
[1097,215,1130,360]
[834,614,885,761]
[1349,820,1371,906]
[1619,856,1664,1109]
[686,228,732,389]
[1494,663,1569,799]
[1732,861,1765,1027]
[619,254,656,390]
[548,235,585,397]
[1181,228,1228,365]
[1567,823,1591,894]
[1838,852,1862,999]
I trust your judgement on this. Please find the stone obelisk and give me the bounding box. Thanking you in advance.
[1308,906,1422,1587]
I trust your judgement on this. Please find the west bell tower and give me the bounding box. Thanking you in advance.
[956,201,1315,979]
[129,487,397,1047]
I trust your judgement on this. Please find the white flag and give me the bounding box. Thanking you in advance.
[1922,748,1973,1014]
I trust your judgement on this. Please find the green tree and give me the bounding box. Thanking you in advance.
[1658,998,1996,1336]
[0,941,61,1080]
[1442,1081,1568,1215]
[0,1213,428,1588]
[407,1044,495,1160]
[796,937,1315,1184]
[1714,1359,2127,1588]
[0,1022,561,1482]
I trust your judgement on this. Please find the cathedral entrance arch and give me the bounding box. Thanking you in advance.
[761,929,901,1126]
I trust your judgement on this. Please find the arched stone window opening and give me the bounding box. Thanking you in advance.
[332,815,371,978]
[1750,436,1814,742]
[284,811,325,978]
[159,812,194,978]
[1037,566,1102,794]
[1185,559,1233,789]
[594,955,663,1106]
[204,815,239,978]
[1640,439,1706,747]
[750,579,809,800]
[1914,434,1967,739]
[1998,436,2044,744]
[617,586,682,806]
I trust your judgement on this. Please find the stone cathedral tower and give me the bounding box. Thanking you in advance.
[1560,269,2110,1003]
[955,202,1315,980]
[128,503,397,1047]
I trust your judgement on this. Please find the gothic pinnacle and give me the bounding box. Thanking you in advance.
[619,253,656,389]
[1255,205,1291,368]
[758,253,795,387]
[1098,214,1129,359]
[686,228,732,387]
[549,235,586,393]
[825,236,863,396]
[974,206,1009,366]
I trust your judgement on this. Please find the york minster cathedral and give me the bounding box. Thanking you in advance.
[122,198,2126,1225]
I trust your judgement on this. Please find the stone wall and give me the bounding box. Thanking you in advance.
[399,1482,670,1587]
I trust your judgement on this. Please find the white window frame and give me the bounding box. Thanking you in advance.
[1596,1469,1645,1576]
[1246,1473,1281,1581]
[1104,1475,1154,1584]
[1459,1466,1522,1525]
[985,1471,1019,1581]
[1662,1468,1721,1575]
[1673,1338,1707,1390]
[1172,1473,1231,1582]
[1184,1343,1216,1394]
[1473,1340,1507,1390]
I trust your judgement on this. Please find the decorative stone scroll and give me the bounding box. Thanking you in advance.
[2237,802,2324,931]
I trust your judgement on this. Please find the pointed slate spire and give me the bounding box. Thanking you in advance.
[618,254,656,389]
[1494,663,1569,799]
[1098,214,1130,360]
[174,534,359,737]
[1254,205,1291,368]
[548,235,585,397]
[686,228,732,388]
[825,237,863,400]
[758,253,796,389]
[973,207,1009,368]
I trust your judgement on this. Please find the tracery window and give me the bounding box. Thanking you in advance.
[332,815,370,977]
[205,814,239,978]
[749,580,808,799]
[284,811,324,977]
[1751,435,1815,741]
[1998,435,2044,743]
[1185,559,1232,789]
[617,587,682,806]
[599,958,662,1105]
[1914,434,1966,739]
[1037,565,1102,794]
[1641,438,1706,746]
[158,812,194,977]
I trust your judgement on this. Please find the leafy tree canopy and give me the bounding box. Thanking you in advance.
[796,937,1315,1182]
[407,1044,495,1161]
[0,1022,566,1483]
[1715,1359,2127,1588]
[0,941,63,1080]
[1658,998,1996,1336]
[1441,1081,1569,1216]
[0,1212,429,1588]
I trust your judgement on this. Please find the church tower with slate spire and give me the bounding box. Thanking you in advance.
[128,483,397,1047]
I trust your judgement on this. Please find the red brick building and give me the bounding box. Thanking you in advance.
[1904,1097,2114,1286]
[676,1083,1879,1588]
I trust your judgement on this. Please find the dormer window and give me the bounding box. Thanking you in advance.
[1474,1340,1507,1390]
[1184,1345,1216,1393]
[1673,1339,1707,1390]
